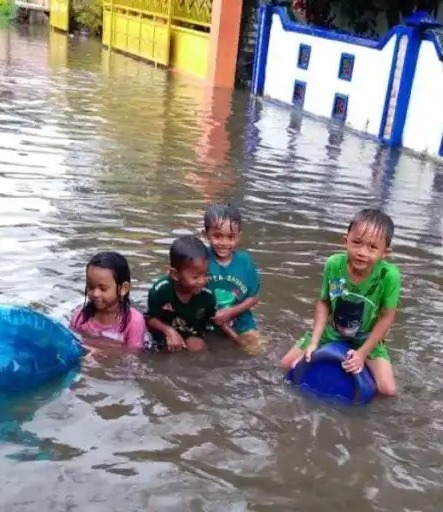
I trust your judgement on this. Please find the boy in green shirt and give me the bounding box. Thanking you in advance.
[281,208,401,396]
[146,235,216,352]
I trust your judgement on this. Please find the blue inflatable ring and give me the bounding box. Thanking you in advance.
[286,341,377,405]
[0,305,84,393]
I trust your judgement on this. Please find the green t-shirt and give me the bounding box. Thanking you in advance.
[320,252,401,343]
[207,248,260,334]
[147,276,216,340]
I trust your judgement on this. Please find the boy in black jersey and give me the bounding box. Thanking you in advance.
[146,235,216,352]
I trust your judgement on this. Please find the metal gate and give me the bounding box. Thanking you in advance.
[49,0,70,32]
[103,0,172,67]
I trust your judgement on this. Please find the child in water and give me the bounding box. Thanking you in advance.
[281,208,401,396]
[69,251,146,352]
[146,235,216,352]
[204,204,261,353]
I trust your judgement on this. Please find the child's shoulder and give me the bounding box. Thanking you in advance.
[324,252,347,269]
[233,249,256,267]
[196,287,216,308]
[378,258,401,281]
[128,306,145,323]
[71,305,82,318]
[150,275,172,294]
[199,286,215,298]
[69,306,85,328]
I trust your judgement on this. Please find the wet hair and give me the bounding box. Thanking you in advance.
[203,203,242,233]
[76,251,132,332]
[347,208,395,247]
[170,235,209,271]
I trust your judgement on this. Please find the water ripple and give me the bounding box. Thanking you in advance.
[0,25,442,512]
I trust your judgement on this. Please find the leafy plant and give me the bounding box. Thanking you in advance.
[0,0,16,20]
[72,0,103,36]
[290,0,443,35]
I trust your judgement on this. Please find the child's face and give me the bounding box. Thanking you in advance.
[206,220,241,262]
[86,265,127,312]
[343,222,390,275]
[173,258,209,296]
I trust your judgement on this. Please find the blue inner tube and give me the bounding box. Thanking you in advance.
[0,305,85,393]
[286,341,377,405]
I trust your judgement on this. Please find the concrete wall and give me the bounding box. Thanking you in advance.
[264,13,396,138]
[252,6,443,161]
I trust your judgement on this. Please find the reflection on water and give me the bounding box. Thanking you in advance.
[0,25,442,512]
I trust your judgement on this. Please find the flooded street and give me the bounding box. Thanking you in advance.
[0,25,442,511]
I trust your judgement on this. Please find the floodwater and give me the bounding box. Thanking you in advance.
[0,25,442,512]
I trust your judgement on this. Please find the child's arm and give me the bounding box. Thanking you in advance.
[125,309,147,352]
[213,296,259,326]
[146,317,186,351]
[343,308,397,373]
[344,265,401,374]
[205,290,241,343]
[302,257,334,361]
[360,309,396,356]
[146,316,186,352]
[304,299,330,360]
[213,255,260,325]
[68,308,82,331]
[146,286,186,351]
[146,318,187,351]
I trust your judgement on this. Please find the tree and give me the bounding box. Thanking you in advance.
[291,0,443,35]
[72,0,103,36]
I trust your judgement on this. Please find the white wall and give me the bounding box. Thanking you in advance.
[264,14,396,137]
[402,40,443,159]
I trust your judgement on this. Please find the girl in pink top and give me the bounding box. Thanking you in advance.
[69,251,146,351]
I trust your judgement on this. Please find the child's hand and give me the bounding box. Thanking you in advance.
[212,308,236,326]
[342,349,365,374]
[290,344,316,368]
[305,343,317,363]
[165,327,186,352]
[84,344,106,359]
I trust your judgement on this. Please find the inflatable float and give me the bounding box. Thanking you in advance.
[286,341,377,405]
[0,305,84,393]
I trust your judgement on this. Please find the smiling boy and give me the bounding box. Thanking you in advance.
[281,208,401,396]
[204,204,261,354]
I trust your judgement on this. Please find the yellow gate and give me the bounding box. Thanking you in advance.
[50,0,70,32]
[103,0,172,67]
[169,0,212,78]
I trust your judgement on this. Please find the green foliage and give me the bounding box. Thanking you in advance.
[335,0,442,34]
[0,0,16,20]
[290,0,443,36]
[72,0,103,36]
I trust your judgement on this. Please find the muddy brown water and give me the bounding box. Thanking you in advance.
[0,25,442,511]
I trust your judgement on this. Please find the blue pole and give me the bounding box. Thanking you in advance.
[251,4,273,96]
[388,27,421,146]
[380,12,442,147]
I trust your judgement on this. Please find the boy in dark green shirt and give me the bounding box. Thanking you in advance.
[281,208,401,396]
[146,235,216,352]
